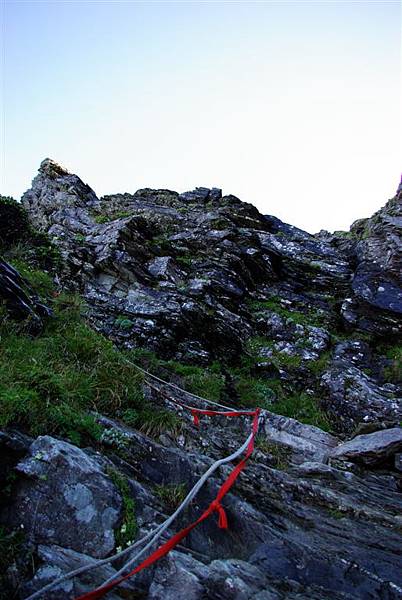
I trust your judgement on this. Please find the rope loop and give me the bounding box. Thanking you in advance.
[191,409,200,427]
[210,499,228,529]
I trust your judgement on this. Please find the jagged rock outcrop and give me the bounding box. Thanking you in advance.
[0,258,51,329]
[0,159,401,599]
[2,436,122,558]
[20,159,402,429]
[320,340,402,434]
[330,427,402,466]
[323,182,402,337]
[3,408,402,599]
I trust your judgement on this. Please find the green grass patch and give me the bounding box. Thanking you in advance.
[0,279,145,444]
[93,211,131,224]
[122,406,182,438]
[107,469,138,549]
[255,437,291,469]
[0,196,62,272]
[165,360,225,401]
[270,392,331,432]
[247,297,327,327]
[154,483,187,510]
[245,337,302,370]
[231,374,277,409]
[175,255,194,267]
[128,350,226,403]
[7,258,55,297]
[0,527,26,600]
[114,315,134,330]
[382,344,402,382]
[306,351,331,375]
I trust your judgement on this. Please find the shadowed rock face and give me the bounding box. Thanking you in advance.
[0,159,400,599]
[345,187,402,335]
[2,436,122,559]
[4,410,402,600]
[0,257,51,330]
[19,159,402,431]
[21,160,401,349]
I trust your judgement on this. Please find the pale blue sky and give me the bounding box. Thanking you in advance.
[1,0,401,232]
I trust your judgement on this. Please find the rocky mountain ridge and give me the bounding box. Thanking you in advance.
[20,159,402,431]
[0,159,401,599]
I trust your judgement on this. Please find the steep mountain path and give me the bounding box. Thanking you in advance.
[0,159,401,599]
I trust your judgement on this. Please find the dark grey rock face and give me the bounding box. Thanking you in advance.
[4,410,402,599]
[21,158,99,231]
[2,159,401,599]
[330,428,402,465]
[321,341,402,433]
[17,158,402,429]
[344,188,402,336]
[1,436,122,558]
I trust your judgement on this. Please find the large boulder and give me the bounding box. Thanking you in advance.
[344,188,402,335]
[259,411,338,463]
[321,363,402,434]
[21,544,138,600]
[330,427,402,466]
[1,436,122,558]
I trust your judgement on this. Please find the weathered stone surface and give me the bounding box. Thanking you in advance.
[345,187,402,335]
[1,436,122,558]
[321,356,402,434]
[21,158,99,231]
[330,427,402,465]
[2,399,402,599]
[21,544,137,600]
[0,258,51,329]
[3,161,402,599]
[259,411,338,463]
[92,412,402,598]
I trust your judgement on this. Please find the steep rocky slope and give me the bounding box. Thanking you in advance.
[0,160,401,600]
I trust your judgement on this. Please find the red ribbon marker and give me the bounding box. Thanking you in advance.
[75,407,260,600]
[191,409,200,427]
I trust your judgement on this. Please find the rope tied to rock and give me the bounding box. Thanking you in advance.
[191,409,200,427]
[24,356,262,600]
[74,407,261,600]
[209,499,228,529]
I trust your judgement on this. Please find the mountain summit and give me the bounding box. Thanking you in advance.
[0,161,401,599]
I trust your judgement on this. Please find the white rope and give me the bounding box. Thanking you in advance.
[126,359,237,411]
[23,526,163,600]
[101,429,255,587]
[24,426,256,600]
[24,353,261,599]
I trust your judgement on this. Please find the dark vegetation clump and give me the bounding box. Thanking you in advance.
[0,290,145,445]
[0,195,62,271]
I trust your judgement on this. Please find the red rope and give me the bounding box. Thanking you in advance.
[75,407,260,600]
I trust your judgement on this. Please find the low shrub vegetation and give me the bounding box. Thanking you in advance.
[0,196,62,272]
[0,281,145,445]
[93,211,131,224]
[154,483,187,510]
[271,392,331,432]
[382,344,402,383]
[106,469,138,549]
